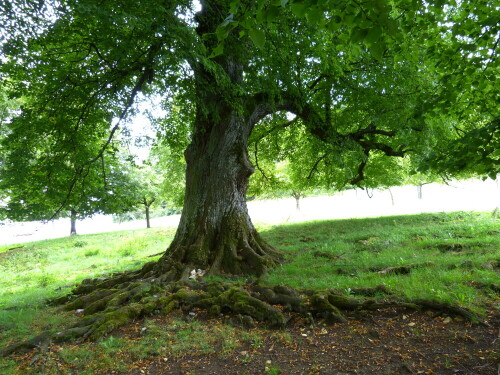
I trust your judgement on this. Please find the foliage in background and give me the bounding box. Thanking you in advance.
[0,144,141,232]
[111,159,184,226]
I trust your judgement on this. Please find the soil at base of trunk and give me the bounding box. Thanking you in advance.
[13,308,499,375]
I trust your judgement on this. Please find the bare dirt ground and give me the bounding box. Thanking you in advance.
[18,309,492,375]
[126,311,498,375]
[13,308,498,375]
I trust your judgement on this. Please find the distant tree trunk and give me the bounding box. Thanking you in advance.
[141,197,156,229]
[388,188,395,206]
[70,210,77,236]
[145,201,151,229]
[417,185,423,199]
[291,191,303,210]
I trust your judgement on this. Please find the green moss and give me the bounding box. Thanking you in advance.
[171,287,193,301]
[310,292,346,323]
[206,282,227,296]
[327,294,364,310]
[161,300,179,315]
[64,289,120,311]
[219,288,287,327]
[90,304,143,340]
[209,304,221,316]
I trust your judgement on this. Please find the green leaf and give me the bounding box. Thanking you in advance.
[248,28,266,49]
[229,0,239,13]
[369,41,385,60]
[215,26,227,42]
[350,27,367,43]
[351,44,362,58]
[291,2,307,17]
[306,7,323,25]
[266,6,281,22]
[209,43,224,58]
[326,19,341,32]
[221,14,234,27]
[365,26,382,44]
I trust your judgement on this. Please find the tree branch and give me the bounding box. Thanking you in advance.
[350,150,370,185]
[249,89,410,186]
[49,45,160,221]
[306,153,329,180]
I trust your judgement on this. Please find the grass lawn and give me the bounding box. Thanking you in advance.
[0,211,498,374]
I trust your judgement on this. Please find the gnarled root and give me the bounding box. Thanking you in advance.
[0,274,485,357]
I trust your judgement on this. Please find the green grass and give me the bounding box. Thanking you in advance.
[0,211,498,374]
[0,227,175,311]
[262,211,499,310]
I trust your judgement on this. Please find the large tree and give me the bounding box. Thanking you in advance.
[0,0,498,353]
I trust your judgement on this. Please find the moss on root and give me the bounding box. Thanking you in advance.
[0,274,486,357]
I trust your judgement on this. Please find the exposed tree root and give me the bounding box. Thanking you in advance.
[312,251,345,260]
[0,270,487,357]
[371,261,435,275]
[470,281,500,293]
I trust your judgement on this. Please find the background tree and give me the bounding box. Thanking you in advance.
[150,97,190,212]
[248,115,317,210]
[117,96,190,228]
[123,155,185,229]
[0,143,138,235]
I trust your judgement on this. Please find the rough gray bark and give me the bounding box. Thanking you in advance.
[155,111,282,278]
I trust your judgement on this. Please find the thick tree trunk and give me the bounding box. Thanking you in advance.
[155,112,283,278]
[70,210,77,236]
[149,0,283,279]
